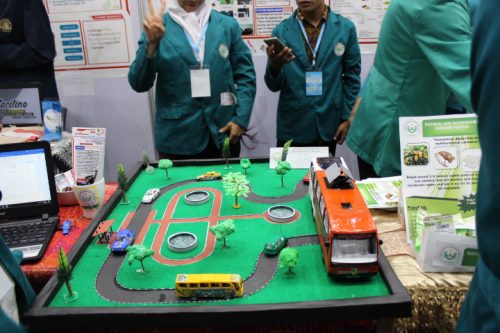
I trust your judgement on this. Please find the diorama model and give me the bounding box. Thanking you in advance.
[309,157,380,278]
[175,273,244,300]
[111,229,136,253]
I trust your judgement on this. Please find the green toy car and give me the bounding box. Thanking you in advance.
[264,236,288,256]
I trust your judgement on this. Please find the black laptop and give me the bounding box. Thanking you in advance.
[0,141,59,262]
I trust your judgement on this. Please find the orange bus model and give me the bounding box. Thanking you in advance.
[309,157,379,278]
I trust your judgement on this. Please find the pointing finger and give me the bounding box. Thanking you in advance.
[148,0,156,16]
[160,0,167,15]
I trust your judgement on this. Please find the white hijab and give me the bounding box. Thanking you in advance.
[168,0,212,62]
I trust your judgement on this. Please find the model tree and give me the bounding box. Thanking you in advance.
[281,139,293,161]
[117,163,129,204]
[222,172,250,208]
[57,247,78,302]
[279,247,299,273]
[275,161,292,188]
[240,158,252,174]
[222,137,231,169]
[209,219,236,248]
[158,159,173,179]
[142,150,154,173]
[126,244,155,272]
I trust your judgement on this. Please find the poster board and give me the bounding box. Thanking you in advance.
[399,114,480,272]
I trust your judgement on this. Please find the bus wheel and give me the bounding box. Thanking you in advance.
[225,292,234,300]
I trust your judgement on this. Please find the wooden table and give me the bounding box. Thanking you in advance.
[372,209,473,332]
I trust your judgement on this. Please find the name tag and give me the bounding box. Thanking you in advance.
[190,67,211,98]
[305,71,322,96]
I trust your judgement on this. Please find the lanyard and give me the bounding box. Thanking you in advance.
[296,17,326,68]
[185,23,209,66]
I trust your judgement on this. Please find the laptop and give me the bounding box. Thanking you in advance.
[0,141,59,262]
[0,82,43,127]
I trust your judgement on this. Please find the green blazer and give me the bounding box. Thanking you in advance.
[346,0,472,177]
[457,2,500,331]
[264,10,361,144]
[128,11,256,155]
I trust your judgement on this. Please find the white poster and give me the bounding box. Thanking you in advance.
[46,0,135,71]
[399,114,480,272]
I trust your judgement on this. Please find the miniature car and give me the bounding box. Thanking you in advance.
[302,173,310,184]
[264,236,288,256]
[196,171,222,181]
[142,188,160,204]
[62,220,72,235]
[111,229,135,253]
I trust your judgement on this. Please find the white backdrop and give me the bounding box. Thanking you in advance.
[56,1,376,180]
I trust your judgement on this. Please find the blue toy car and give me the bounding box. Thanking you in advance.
[62,220,72,235]
[111,229,135,253]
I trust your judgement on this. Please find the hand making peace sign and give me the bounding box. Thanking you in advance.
[144,0,167,53]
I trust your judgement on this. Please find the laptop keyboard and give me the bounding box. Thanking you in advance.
[0,219,57,249]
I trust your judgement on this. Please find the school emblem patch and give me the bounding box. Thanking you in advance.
[0,18,12,33]
[334,42,345,56]
[219,43,229,58]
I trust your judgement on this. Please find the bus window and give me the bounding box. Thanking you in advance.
[189,283,198,288]
[200,283,209,288]
[210,283,220,287]
[233,283,240,291]
[179,283,187,288]
[331,237,377,264]
[222,283,230,288]
[322,211,329,235]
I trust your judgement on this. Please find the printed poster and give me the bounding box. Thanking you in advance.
[399,114,480,272]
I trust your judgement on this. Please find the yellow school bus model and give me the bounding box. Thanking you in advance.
[175,274,244,300]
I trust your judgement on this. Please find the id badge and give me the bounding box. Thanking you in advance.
[190,65,211,98]
[305,71,322,96]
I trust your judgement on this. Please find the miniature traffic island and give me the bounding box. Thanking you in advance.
[267,205,297,223]
[26,158,410,330]
[167,232,198,252]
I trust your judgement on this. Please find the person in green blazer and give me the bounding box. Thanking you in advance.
[264,0,361,155]
[0,237,35,333]
[456,1,500,331]
[346,0,473,178]
[128,0,256,159]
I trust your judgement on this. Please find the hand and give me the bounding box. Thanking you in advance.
[334,120,350,145]
[144,0,166,56]
[219,121,245,144]
[266,44,296,75]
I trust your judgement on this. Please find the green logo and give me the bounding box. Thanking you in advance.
[405,120,419,136]
[440,246,460,265]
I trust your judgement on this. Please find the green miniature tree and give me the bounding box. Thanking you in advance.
[275,160,292,188]
[126,244,155,272]
[240,158,252,174]
[143,150,154,173]
[281,139,293,161]
[117,163,129,204]
[209,219,236,247]
[57,247,78,302]
[222,137,231,169]
[222,172,250,208]
[158,159,173,179]
[279,247,299,273]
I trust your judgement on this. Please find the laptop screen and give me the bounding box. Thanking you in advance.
[0,141,59,222]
